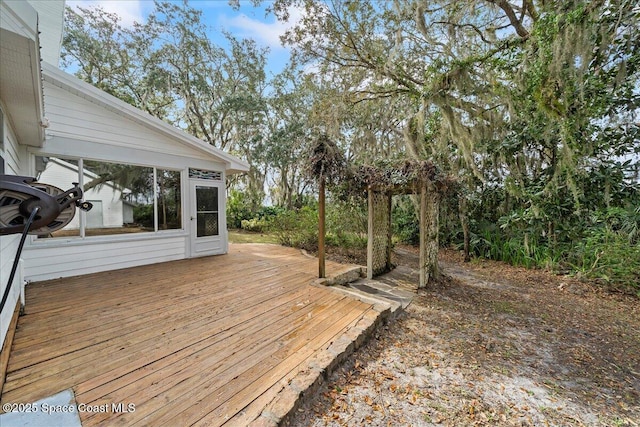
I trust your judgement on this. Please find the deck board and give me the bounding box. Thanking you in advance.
[0,244,374,425]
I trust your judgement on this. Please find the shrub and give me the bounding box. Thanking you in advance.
[255,205,286,221]
[227,190,252,229]
[569,228,640,295]
[240,218,269,233]
[268,206,318,251]
[133,204,154,228]
[326,197,368,249]
[392,196,420,245]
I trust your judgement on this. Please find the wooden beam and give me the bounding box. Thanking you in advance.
[318,177,326,278]
[0,300,20,396]
[459,195,471,262]
[386,193,392,271]
[419,185,427,288]
[367,187,374,279]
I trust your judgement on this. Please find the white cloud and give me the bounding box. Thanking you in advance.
[222,6,304,51]
[67,0,147,27]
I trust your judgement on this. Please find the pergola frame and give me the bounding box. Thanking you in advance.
[308,135,454,288]
[365,183,440,289]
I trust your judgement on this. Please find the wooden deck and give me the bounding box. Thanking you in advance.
[1,244,376,426]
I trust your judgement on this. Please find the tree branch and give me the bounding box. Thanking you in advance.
[485,0,530,39]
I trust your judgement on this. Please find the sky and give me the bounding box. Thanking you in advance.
[66,0,300,75]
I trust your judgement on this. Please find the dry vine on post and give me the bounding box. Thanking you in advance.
[305,134,346,278]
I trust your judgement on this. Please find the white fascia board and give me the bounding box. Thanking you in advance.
[1,1,39,39]
[0,1,46,147]
[41,63,250,174]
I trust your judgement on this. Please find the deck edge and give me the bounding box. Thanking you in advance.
[0,300,20,399]
[249,302,395,427]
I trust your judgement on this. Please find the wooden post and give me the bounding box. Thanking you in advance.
[318,176,326,278]
[367,187,374,279]
[386,192,392,271]
[419,185,427,288]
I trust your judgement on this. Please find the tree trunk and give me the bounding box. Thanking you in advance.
[419,185,440,288]
[459,195,471,262]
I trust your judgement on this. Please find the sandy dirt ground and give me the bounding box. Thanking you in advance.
[287,247,640,427]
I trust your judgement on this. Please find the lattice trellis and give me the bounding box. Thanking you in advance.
[367,190,392,278]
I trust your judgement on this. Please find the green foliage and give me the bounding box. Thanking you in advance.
[392,196,420,245]
[256,205,287,220]
[465,204,640,294]
[265,197,368,253]
[133,204,153,228]
[227,190,252,229]
[467,226,558,270]
[240,218,269,233]
[268,206,318,250]
[569,228,640,295]
[239,206,286,232]
[565,206,640,294]
[326,198,368,250]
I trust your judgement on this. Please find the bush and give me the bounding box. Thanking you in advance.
[255,205,286,221]
[240,217,269,233]
[227,190,252,229]
[264,198,368,257]
[468,206,640,295]
[133,204,154,228]
[392,197,420,245]
[569,228,640,295]
[325,232,367,250]
[268,206,318,251]
[327,198,368,250]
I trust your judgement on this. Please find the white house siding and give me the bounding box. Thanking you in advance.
[0,1,38,39]
[26,1,64,66]
[24,128,230,279]
[36,136,226,173]
[1,119,27,176]
[82,185,123,228]
[0,110,29,348]
[23,73,230,282]
[42,81,210,160]
[22,235,187,282]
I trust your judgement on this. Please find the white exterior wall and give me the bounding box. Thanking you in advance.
[22,73,229,282]
[0,104,30,348]
[85,185,123,228]
[26,1,65,66]
[42,81,211,160]
[0,1,38,39]
[23,236,187,281]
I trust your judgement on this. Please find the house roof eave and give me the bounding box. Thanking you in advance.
[41,63,249,174]
[0,2,46,147]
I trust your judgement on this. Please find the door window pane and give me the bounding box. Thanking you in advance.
[196,186,218,237]
[197,213,219,237]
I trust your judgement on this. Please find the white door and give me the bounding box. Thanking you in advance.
[190,181,226,257]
